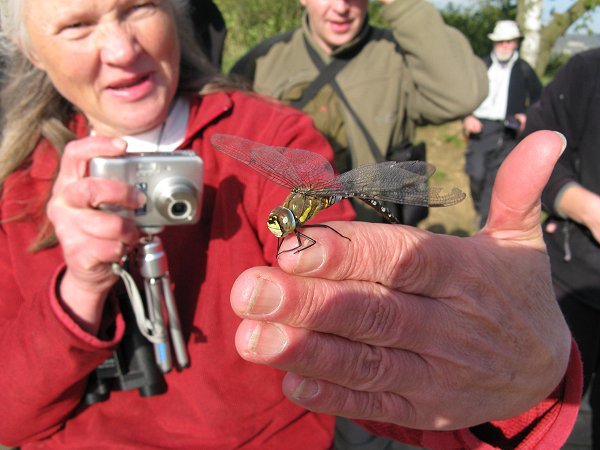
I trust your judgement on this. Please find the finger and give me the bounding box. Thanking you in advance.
[281,373,472,430]
[53,137,127,190]
[273,131,566,290]
[47,179,141,246]
[483,130,566,243]
[57,208,139,242]
[60,177,144,210]
[53,207,138,256]
[230,266,454,352]
[274,221,469,296]
[62,236,129,267]
[281,373,415,427]
[234,319,432,395]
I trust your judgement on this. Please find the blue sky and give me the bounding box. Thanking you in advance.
[429,0,600,32]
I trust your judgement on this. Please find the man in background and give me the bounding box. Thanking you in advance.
[231,0,487,226]
[463,20,542,228]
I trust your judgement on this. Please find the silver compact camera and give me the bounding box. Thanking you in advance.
[89,151,203,228]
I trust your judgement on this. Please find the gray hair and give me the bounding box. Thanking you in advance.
[0,0,27,54]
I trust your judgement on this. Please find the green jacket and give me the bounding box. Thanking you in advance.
[231,0,488,173]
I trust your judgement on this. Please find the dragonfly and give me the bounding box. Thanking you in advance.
[210,134,465,255]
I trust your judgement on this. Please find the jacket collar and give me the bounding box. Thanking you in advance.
[183,91,233,146]
[29,91,233,180]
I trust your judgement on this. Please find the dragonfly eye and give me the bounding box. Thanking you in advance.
[267,206,296,238]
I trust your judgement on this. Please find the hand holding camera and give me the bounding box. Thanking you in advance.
[46,137,144,334]
[89,149,204,374]
[49,137,205,401]
[89,150,204,231]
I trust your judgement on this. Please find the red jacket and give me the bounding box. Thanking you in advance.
[0,91,582,449]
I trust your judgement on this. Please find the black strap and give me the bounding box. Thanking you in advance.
[290,38,351,110]
[297,35,384,163]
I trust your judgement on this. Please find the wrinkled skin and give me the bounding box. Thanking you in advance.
[230,130,572,430]
[47,137,142,335]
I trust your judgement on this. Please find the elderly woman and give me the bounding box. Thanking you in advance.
[0,1,582,449]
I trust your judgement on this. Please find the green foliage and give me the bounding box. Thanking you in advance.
[440,0,517,57]
[215,0,302,71]
[442,131,465,148]
[544,52,571,81]
[367,1,389,28]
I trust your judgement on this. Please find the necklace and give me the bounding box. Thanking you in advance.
[156,120,167,152]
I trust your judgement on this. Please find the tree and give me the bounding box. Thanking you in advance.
[516,0,543,69]
[441,1,516,57]
[441,0,600,76]
[517,0,600,76]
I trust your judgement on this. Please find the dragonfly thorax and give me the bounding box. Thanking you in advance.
[267,206,296,238]
[284,192,337,226]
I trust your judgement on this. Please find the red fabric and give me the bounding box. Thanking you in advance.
[0,91,582,449]
[0,92,352,449]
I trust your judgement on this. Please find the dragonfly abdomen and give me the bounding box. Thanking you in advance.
[355,197,401,224]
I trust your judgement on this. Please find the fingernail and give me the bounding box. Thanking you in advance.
[294,244,325,274]
[112,137,127,150]
[293,378,320,400]
[246,278,283,315]
[248,322,287,356]
[553,131,567,154]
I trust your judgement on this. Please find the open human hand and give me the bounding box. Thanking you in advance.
[230,130,571,430]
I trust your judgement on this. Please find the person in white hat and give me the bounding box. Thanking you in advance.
[463,20,542,228]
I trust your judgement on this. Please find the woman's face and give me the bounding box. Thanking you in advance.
[300,0,368,54]
[23,0,180,137]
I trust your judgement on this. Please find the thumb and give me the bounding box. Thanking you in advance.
[482,130,566,245]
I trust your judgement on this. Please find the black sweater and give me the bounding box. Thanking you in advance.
[523,48,600,308]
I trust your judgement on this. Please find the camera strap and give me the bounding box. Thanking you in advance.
[111,261,164,345]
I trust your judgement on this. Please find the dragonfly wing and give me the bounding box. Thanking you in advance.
[314,161,465,207]
[211,133,263,164]
[210,134,335,189]
[251,146,335,188]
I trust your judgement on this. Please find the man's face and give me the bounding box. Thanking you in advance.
[300,0,369,54]
[493,39,519,62]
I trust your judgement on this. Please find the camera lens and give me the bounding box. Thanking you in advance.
[170,201,189,217]
[155,177,198,223]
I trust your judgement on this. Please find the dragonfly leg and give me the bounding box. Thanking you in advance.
[275,224,350,258]
[294,231,316,254]
[302,223,351,241]
[276,231,313,257]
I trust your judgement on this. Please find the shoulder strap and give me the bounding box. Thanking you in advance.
[230,30,296,82]
[290,37,351,110]
[295,33,384,163]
